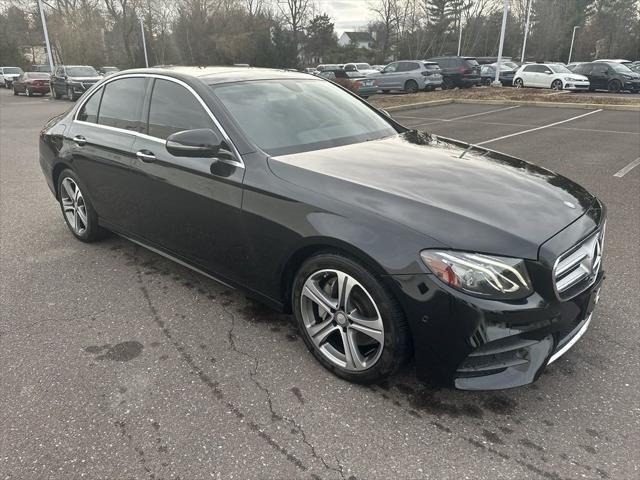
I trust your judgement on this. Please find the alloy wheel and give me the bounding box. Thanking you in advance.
[551,80,563,90]
[300,269,384,371]
[514,78,523,88]
[60,177,88,235]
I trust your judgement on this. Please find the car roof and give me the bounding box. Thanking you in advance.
[116,66,315,84]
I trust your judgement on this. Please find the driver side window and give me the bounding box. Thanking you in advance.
[383,63,398,73]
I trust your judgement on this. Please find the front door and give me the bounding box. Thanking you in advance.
[127,78,245,281]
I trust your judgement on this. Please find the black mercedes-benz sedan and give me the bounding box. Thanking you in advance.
[39,67,605,390]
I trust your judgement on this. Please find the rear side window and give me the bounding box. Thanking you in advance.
[464,58,479,66]
[402,62,420,72]
[77,88,103,123]
[524,65,541,73]
[147,79,215,140]
[98,78,147,131]
[423,63,440,71]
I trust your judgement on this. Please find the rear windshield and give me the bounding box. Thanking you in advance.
[212,79,397,156]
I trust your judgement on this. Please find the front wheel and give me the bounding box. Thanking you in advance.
[404,80,419,94]
[293,253,411,384]
[13,86,18,95]
[608,80,621,93]
[551,79,563,90]
[514,78,524,88]
[26,87,33,97]
[57,169,107,242]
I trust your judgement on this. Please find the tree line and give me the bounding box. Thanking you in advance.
[0,0,638,70]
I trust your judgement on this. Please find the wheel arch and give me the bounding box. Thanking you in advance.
[52,162,73,199]
[279,237,390,314]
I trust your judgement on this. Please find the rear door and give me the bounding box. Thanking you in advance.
[128,77,245,280]
[66,76,148,223]
[591,64,609,89]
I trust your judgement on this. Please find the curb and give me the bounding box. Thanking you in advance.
[382,98,640,112]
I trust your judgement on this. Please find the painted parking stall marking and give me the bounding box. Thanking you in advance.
[613,157,640,178]
[475,109,603,146]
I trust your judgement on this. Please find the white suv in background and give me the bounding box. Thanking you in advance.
[513,63,590,91]
[0,67,24,88]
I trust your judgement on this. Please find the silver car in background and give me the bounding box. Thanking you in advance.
[367,60,443,93]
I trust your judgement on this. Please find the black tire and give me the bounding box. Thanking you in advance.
[13,86,18,95]
[551,79,563,90]
[442,77,455,90]
[67,86,76,101]
[514,78,524,88]
[607,80,621,93]
[56,169,108,242]
[52,86,60,99]
[404,80,419,94]
[26,87,33,97]
[292,253,411,384]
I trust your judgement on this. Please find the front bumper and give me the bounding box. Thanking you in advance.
[564,82,590,90]
[624,81,640,92]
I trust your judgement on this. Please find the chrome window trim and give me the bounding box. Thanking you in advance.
[72,73,244,168]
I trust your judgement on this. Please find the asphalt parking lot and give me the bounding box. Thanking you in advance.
[1,89,639,480]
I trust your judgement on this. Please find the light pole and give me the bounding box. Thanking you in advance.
[37,0,55,72]
[457,10,463,56]
[493,0,509,87]
[521,0,533,63]
[568,25,580,64]
[139,17,149,68]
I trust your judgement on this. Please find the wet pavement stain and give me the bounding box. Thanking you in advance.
[84,341,143,362]
[290,386,305,405]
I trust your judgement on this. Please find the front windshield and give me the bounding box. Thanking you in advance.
[549,64,572,74]
[212,79,397,156]
[4,67,23,74]
[503,61,519,70]
[611,63,633,73]
[67,66,98,77]
[491,63,515,72]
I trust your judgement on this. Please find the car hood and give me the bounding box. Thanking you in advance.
[267,134,595,259]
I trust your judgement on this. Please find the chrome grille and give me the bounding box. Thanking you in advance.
[553,226,605,300]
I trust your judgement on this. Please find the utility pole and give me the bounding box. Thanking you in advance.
[457,10,463,56]
[37,0,55,72]
[521,0,532,63]
[568,25,580,64]
[140,17,149,68]
[493,0,509,87]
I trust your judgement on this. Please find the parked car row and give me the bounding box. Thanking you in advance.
[569,61,640,93]
[2,64,121,100]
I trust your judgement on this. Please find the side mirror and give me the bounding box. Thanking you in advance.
[166,128,226,158]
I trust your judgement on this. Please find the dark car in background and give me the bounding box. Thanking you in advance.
[39,67,605,391]
[31,64,52,73]
[427,56,481,89]
[480,63,516,86]
[572,62,640,93]
[98,66,120,76]
[50,65,102,100]
[12,72,51,96]
[367,60,443,93]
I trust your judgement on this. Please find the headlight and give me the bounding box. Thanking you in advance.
[420,250,533,299]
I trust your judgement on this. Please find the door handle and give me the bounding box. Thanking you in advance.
[72,135,87,146]
[136,150,156,163]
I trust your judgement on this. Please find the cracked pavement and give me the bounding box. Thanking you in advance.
[1,90,639,479]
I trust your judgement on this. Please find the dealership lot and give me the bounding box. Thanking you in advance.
[1,89,639,479]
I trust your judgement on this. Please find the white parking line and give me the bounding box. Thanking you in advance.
[613,157,640,178]
[475,109,603,146]
[407,105,521,127]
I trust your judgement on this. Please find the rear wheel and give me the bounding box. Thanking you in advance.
[551,79,563,90]
[57,169,107,242]
[404,80,419,94]
[608,80,621,93]
[293,253,411,384]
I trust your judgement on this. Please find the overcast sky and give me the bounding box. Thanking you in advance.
[316,0,371,35]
